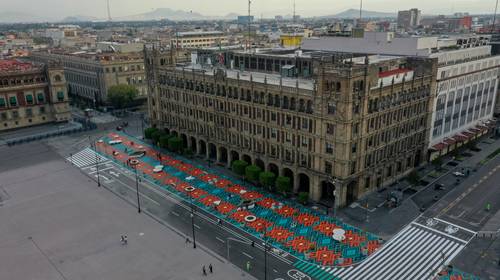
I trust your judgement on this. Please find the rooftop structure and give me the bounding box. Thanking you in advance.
[0,60,37,73]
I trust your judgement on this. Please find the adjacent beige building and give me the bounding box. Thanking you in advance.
[31,50,147,106]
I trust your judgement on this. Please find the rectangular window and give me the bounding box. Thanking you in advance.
[26,94,33,105]
[0,98,5,108]
[37,93,45,102]
[326,143,333,154]
[9,96,17,106]
[57,91,64,101]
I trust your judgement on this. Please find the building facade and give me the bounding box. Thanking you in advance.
[145,47,437,207]
[397,9,421,29]
[31,50,148,106]
[0,59,71,131]
[172,31,229,49]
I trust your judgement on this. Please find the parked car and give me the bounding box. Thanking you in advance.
[434,183,446,190]
[452,171,465,177]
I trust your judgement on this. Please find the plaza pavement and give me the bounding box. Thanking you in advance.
[0,142,253,280]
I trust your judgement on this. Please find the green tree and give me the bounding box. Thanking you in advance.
[159,134,172,148]
[245,165,262,182]
[144,127,158,139]
[275,176,291,195]
[298,192,309,205]
[168,137,183,153]
[151,130,163,144]
[259,172,276,190]
[107,84,138,109]
[231,160,248,176]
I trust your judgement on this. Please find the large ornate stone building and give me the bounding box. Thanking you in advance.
[31,50,148,107]
[144,47,437,207]
[0,59,70,131]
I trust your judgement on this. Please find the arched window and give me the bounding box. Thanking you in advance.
[54,75,62,82]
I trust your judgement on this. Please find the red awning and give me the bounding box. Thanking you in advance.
[462,131,475,138]
[453,134,468,142]
[431,142,448,151]
[443,138,456,145]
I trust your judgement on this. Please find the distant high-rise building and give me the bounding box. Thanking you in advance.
[275,15,284,21]
[397,8,421,29]
[237,16,254,25]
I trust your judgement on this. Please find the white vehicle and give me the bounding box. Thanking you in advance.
[153,165,164,173]
[108,140,123,145]
[452,171,465,177]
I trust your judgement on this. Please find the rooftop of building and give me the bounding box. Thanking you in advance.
[34,49,144,62]
[0,59,40,73]
[176,63,316,91]
[175,31,225,37]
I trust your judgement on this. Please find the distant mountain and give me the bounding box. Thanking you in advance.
[116,8,237,22]
[327,9,396,19]
[61,15,99,23]
[0,12,53,23]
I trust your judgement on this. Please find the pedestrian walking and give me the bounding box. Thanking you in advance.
[185,237,191,244]
[486,203,491,212]
[209,263,213,273]
[202,265,207,276]
[217,218,222,225]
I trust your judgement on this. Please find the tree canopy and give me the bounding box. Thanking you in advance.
[107,84,138,109]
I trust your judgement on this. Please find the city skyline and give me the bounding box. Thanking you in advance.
[1,0,498,21]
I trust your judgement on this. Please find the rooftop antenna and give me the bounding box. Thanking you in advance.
[107,0,112,21]
[493,0,499,32]
[293,0,296,23]
[247,0,251,51]
[359,0,363,20]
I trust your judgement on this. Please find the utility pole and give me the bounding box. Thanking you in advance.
[107,0,112,21]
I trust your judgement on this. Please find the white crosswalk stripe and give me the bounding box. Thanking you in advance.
[320,223,467,280]
[66,148,108,168]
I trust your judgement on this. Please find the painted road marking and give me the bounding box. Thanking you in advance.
[242,251,254,259]
[295,222,467,280]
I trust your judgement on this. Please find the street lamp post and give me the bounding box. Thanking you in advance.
[89,136,101,187]
[134,166,141,213]
[264,236,268,280]
[129,159,141,213]
[189,190,197,249]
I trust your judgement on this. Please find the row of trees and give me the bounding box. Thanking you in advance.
[231,160,309,204]
[144,127,308,204]
[144,127,190,155]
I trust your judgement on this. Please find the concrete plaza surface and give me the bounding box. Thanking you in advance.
[0,143,252,280]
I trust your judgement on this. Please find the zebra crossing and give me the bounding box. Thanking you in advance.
[66,148,109,168]
[295,222,468,280]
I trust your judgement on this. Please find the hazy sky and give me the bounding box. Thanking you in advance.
[2,0,497,19]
